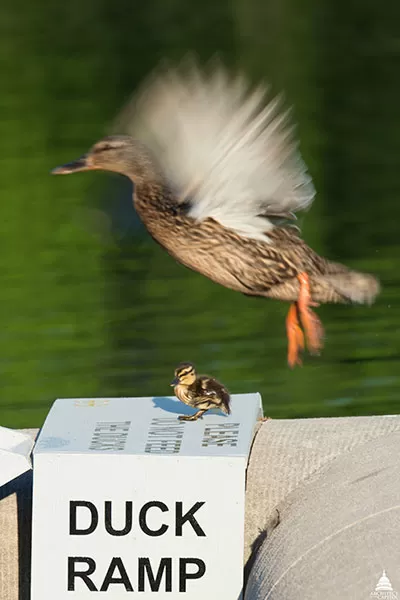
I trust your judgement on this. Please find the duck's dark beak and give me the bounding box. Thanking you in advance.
[51,155,91,175]
[170,377,180,386]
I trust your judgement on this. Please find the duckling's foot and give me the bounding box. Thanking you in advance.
[286,302,305,368]
[178,410,206,422]
[297,272,324,356]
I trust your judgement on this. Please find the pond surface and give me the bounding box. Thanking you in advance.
[1,0,399,427]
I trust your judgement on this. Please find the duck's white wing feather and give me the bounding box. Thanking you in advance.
[119,59,315,241]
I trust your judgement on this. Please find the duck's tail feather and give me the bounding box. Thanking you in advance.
[324,269,380,305]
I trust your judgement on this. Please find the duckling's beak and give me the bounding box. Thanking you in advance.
[51,154,91,175]
[170,377,180,386]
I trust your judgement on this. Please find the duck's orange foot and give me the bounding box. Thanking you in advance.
[297,272,324,356]
[286,302,305,368]
[285,273,325,368]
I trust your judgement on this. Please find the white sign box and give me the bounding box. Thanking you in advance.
[31,394,262,599]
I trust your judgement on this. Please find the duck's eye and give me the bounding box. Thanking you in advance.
[94,144,114,153]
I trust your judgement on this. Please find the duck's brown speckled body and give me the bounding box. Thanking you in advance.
[171,362,230,421]
[52,59,380,366]
[134,182,367,305]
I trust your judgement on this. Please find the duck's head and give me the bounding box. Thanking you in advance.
[52,135,160,183]
[171,362,196,386]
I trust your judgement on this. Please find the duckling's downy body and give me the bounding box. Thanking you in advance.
[171,362,231,421]
[53,59,380,366]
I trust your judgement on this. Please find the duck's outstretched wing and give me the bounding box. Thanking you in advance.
[117,57,315,241]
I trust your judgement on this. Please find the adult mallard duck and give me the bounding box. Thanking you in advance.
[171,362,231,421]
[52,59,380,366]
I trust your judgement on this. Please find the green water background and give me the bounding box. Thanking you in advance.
[1,0,399,427]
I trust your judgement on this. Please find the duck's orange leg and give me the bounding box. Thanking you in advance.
[286,302,305,368]
[297,272,324,356]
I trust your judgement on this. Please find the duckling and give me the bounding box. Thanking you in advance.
[52,58,380,367]
[171,362,231,421]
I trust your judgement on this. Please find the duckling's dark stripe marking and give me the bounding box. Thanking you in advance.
[177,368,194,377]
